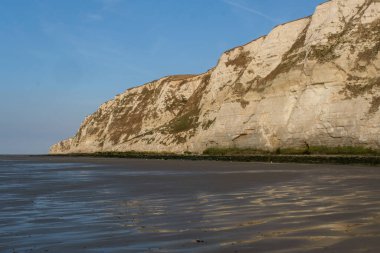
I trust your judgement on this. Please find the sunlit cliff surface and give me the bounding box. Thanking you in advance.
[51,0,380,154]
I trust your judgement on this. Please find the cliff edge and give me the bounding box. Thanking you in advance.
[51,0,380,154]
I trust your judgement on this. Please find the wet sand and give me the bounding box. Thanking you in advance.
[1,156,380,252]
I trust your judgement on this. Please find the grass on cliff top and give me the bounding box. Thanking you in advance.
[203,146,380,156]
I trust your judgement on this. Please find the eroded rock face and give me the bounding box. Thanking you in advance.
[50,0,380,154]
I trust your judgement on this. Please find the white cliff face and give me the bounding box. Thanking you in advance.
[50,0,380,154]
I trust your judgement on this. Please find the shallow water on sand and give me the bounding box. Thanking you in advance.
[1,156,380,253]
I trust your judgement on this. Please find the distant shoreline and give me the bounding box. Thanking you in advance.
[47,152,380,166]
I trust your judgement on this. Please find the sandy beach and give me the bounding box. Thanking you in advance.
[1,156,380,252]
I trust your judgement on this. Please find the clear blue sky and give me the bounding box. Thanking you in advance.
[0,0,326,154]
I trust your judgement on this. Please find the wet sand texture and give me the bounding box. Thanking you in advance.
[1,156,380,252]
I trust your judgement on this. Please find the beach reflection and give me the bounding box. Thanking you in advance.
[1,158,380,252]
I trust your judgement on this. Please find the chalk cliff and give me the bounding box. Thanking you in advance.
[50,0,380,154]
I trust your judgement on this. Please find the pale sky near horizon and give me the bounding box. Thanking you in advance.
[0,0,326,154]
